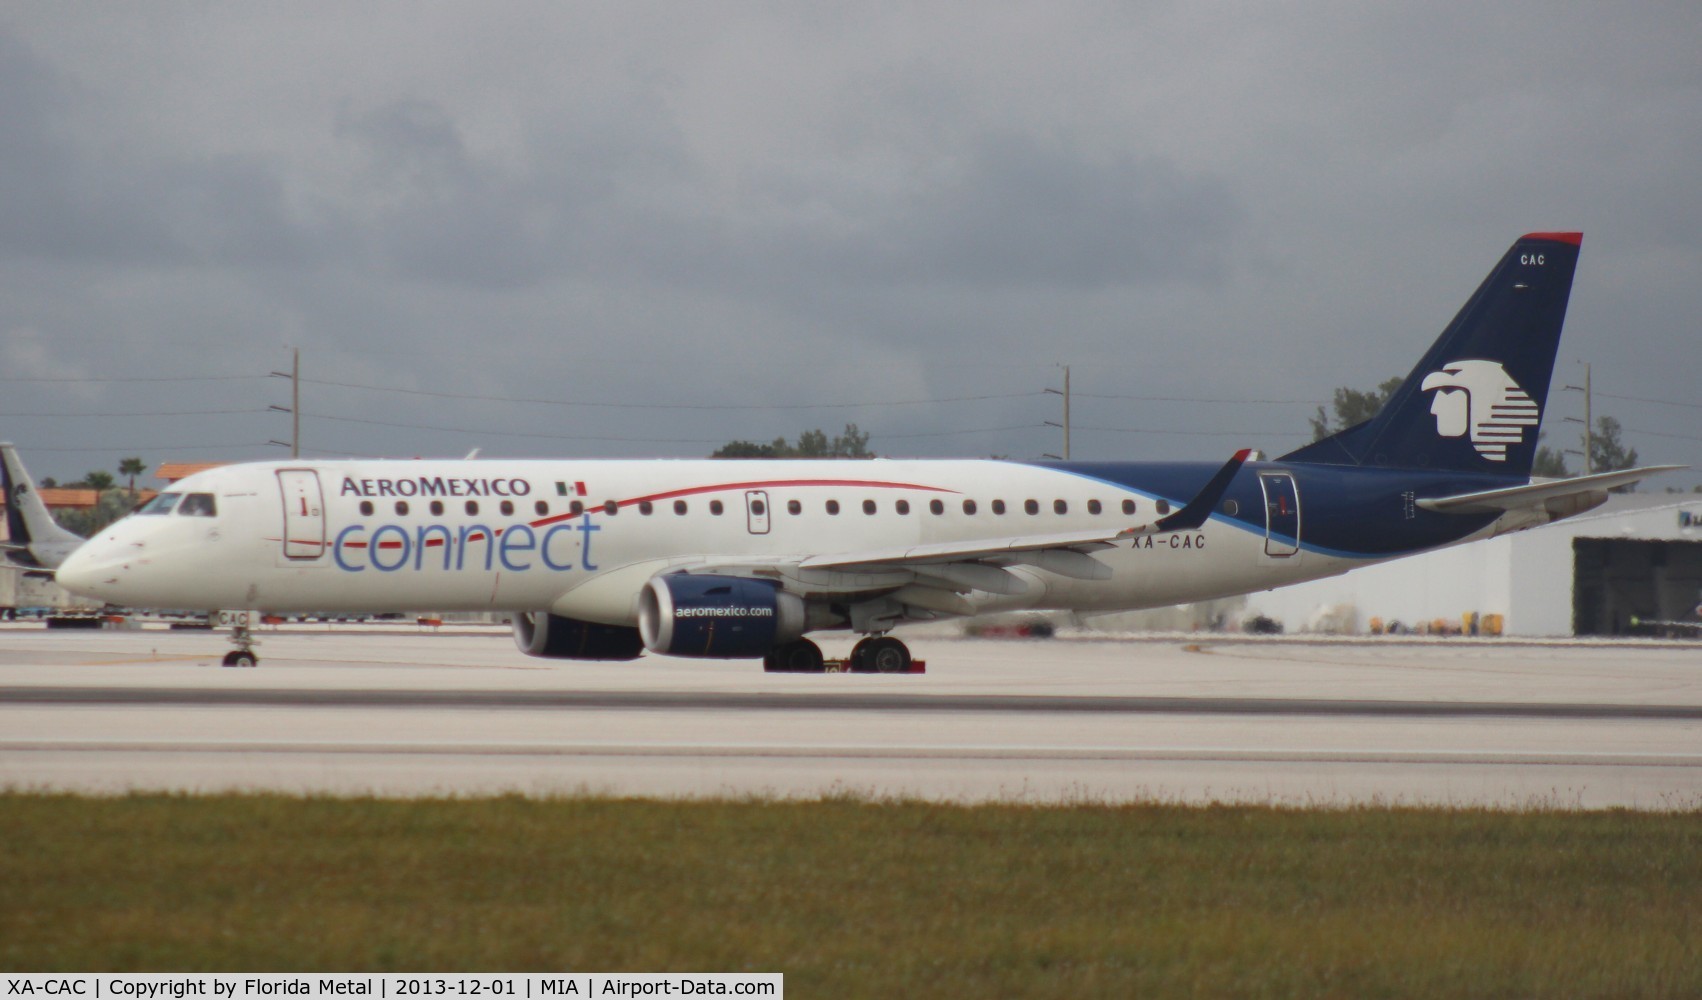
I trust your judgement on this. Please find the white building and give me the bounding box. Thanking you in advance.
[1241,494,1702,637]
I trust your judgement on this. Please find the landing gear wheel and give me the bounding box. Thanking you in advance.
[222,620,260,668]
[859,636,911,674]
[849,638,874,673]
[764,638,825,673]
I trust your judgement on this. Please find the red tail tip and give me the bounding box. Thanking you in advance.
[1522,231,1582,246]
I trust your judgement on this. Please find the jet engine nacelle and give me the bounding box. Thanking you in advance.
[512,611,645,660]
[637,574,806,658]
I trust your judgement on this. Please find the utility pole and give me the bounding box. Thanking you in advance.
[1563,361,1592,475]
[269,348,300,458]
[1043,364,1071,460]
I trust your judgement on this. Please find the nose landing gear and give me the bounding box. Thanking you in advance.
[217,611,260,668]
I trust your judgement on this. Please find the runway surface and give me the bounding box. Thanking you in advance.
[3,624,1700,808]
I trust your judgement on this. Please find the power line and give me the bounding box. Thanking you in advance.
[0,409,266,417]
[1626,427,1702,444]
[878,424,1043,440]
[1074,424,1297,438]
[1073,391,1315,405]
[302,377,1043,411]
[0,375,266,383]
[305,413,729,445]
[1598,392,1702,411]
[20,443,275,453]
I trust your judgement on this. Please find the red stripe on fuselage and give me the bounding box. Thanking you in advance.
[321,477,958,550]
[527,477,958,529]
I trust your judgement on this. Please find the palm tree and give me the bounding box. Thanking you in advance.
[83,470,115,491]
[118,457,146,497]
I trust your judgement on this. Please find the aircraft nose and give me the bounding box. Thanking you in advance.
[54,542,110,601]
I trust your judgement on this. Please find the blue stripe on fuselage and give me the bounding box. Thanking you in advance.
[1023,460,1516,559]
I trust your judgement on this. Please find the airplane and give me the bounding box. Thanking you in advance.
[2,442,87,575]
[55,233,1680,668]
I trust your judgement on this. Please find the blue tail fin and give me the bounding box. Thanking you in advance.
[1282,232,1581,476]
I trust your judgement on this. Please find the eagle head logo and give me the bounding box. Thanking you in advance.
[1419,360,1540,462]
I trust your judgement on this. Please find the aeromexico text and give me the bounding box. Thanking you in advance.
[340,476,533,498]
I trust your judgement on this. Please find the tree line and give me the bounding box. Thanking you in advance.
[41,457,148,536]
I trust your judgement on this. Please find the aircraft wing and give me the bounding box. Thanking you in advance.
[688,449,1253,606]
[1417,465,1685,516]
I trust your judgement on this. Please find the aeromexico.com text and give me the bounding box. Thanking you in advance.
[339,477,533,499]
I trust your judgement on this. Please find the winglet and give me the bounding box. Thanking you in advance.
[1121,449,1252,536]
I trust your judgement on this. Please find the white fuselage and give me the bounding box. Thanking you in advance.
[57,457,1359,625]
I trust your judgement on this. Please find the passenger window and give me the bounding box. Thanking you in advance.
[1122,499,1137,515]
[429,500,444,516]
[1087,499,1102,515]
[787,499,801,515]
[962,499,977,515]
[472,501,485,516]
[179,493,217,517]
[140,493,180,515]
[359,500,374,517]
[709,500,724,515]
[895,499,910,515]
[395,501,409,516]
[1156,499,1171,515]
[674,500,688,515]
[498,501,511,516]
[929,499,944,515]
[639,501,654,515]
[1054,499,1068,515]
[1024,499,1039,515]
[603,501,618,515]
[825,500,839,515]
[991,499,1006,515]
[862,499,876,515]
[570,500,584,516]
[752,499,766,516]
[535,500,548,516]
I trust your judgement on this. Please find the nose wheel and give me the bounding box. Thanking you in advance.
[221,621,260,668]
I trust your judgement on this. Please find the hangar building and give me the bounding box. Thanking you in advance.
[1243,493,1702,637]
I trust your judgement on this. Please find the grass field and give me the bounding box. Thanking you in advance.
[2,793,1699,997]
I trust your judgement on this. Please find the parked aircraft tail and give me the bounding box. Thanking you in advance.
[1,442,86,570]
[1283,232,1582,477]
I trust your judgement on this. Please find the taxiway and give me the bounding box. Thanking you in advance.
[2,624,1699,808]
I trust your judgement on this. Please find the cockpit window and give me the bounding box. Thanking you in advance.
[178,493,218,517]
[140,492,181,515]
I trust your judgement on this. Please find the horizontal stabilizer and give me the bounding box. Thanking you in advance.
[1417,465,1684,515]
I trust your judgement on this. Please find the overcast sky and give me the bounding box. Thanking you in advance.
[3,3,1699,488]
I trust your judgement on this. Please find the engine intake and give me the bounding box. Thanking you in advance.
[638,574,806,658]
[512,612,644,660]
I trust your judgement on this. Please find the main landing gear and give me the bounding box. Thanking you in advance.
[761,635,915,673]
[763,638,825,673]
[850,635,913,673]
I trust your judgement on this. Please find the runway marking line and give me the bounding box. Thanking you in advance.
[74,655,210,666]
[5,738,1702,769]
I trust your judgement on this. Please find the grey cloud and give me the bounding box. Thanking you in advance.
[858,134,1241,288]
[0,28,311,269]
